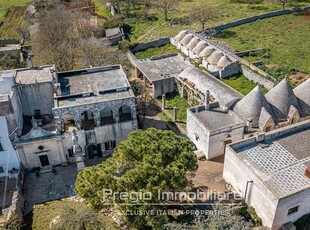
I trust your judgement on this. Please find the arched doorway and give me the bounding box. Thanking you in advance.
[86,144,103,159]
[100,108,114,125]
[81,110,95,130]
[119,105,132,122]
[62,114,75,132]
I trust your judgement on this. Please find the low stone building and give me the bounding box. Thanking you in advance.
[186,77,310,159]
[171,30,240,78]
[223,120,310,229]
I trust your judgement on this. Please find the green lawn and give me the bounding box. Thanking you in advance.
[93,0,110,19]
[215,11,310,76]
[24,199,117,230]
[122,0,288,42]
[223,74,268,95]
[162,92,191,122]
[0,0,32,22]
[134,44,178,59]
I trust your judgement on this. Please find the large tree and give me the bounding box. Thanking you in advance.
[75,128,198,229]
[153,0,181,21]
[31,4,126,71]
[189,4,217,31]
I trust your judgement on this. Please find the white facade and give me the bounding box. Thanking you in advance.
[0,117,20,177]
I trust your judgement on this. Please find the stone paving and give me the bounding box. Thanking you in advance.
[23,158,106,214]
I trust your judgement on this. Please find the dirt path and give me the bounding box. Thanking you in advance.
[136,21,167,42]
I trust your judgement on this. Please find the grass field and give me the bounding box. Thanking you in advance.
[24,199,117,230]
[215,11,310,76]
[134,44,178,59]
[0,0,32,22]
[0,6,27,39]
[223,74,268,95]
[162,92,191,122]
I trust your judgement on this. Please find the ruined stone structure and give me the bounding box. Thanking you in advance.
[223,120,310,229]
[171,30,240,78]
[0,65,137,169]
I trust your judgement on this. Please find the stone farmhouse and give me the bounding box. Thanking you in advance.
[0,65,137,170]
[187,77,310,159]
[224,120,310,229]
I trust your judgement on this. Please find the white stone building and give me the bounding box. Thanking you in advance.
[186,77,310,159]
[0,117,20,178]
[223,120,310,229]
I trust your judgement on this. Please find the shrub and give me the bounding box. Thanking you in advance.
[5,213,24,230]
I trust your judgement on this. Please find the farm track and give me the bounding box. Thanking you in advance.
[0,6,26,39]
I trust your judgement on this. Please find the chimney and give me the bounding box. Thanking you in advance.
[205,90,210,110]
[27,56,33,68]
[55,83,61,96]
[246,118,253,132]
[305,166,310,179]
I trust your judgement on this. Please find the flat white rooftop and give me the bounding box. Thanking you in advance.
[232,123,310,198]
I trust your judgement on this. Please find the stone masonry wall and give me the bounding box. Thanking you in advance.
[130,37,171,53]
[241,65,275,90]
[205,6,310,32]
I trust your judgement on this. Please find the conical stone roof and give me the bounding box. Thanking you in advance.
[199,46,215,58]
[175,30,188,42]
[217,55,231,69]
[207,51,223,65]
[233,85,274,127]
[180,34,194,46]
[265,78,301,121]
[293,78,310,116]
[192,41,208,55]
[186,37,201,50]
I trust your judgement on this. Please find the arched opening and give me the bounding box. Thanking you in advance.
[100,108,114,125]
[86,144,102,159]
[119,105,132,122]
[81,110,95,130]
[62,114,75,132]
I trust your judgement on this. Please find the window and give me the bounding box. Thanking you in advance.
[68,147,74,157]
[34,110,41,117]
[288,206,299,215]
[0,142,3,151]
[0,166,4,173]
[105,141,116,150]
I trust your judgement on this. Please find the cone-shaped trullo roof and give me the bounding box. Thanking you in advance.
[293,78,310,116]
[207,51,223,65]
[180,34,194,46]
[199,46,215,58]
[217,55,232,69]
[186,37,201,50]
[192,41,208,55]
[265,78,301,121]
[233,85,274,127]
[175,30,188,42]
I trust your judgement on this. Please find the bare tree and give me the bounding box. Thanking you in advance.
[189,4,217,31]
[153,0,180,21]
[268,0,296,9]
[31,5,126,71]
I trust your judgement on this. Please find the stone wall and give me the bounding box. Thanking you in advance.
[130,37,171,53]
[240,65,275,90]
[7,166,24,220]
[15,82,55,116]
[0,39,20,45]
[206,6,310,32]
[223,145,278,228]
